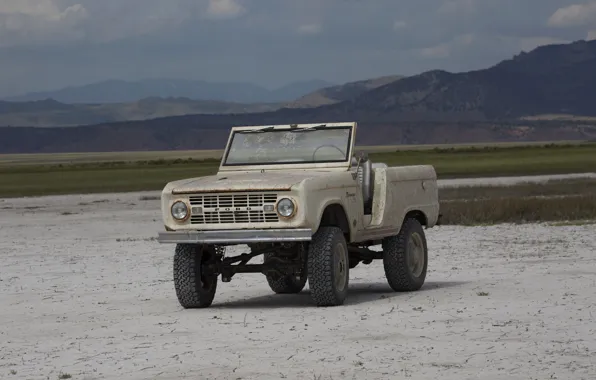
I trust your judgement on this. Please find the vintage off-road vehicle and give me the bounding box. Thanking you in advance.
[157,122,440,308]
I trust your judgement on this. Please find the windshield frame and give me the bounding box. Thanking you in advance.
[218,122,357,172]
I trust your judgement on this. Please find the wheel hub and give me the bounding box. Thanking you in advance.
[407,232,425,277]
[334,242,348,292]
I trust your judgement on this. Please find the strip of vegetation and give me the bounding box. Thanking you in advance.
[440,195,596,225]
[439,179,596,225]
[0,143,594,198]
[370,142,596,178]
[0,157,221,174]
[440,179,596,201]
[0,164,216,198]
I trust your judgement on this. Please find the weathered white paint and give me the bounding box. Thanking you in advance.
[160,122,441,243]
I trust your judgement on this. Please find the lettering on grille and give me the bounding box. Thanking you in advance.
[188,193,279,224]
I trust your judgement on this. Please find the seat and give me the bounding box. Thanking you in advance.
[351,155,374,214]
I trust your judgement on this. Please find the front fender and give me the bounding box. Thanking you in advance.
[309,197,353,237]
[295,172,361,236]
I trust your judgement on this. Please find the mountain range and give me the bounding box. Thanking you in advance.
[0,98,282,127]
[3,78,335,104]
[0,76,402,128]
[1,39,596,154]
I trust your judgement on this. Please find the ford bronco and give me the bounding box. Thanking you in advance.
[157,122,440,308]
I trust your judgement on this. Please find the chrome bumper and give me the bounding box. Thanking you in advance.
[157,228,313,244]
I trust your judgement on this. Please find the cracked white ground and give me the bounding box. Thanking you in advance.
[1,177,595,380]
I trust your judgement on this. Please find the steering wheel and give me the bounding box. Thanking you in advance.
[312,144,346,160]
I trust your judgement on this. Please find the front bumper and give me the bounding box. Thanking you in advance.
[157,228,313,244]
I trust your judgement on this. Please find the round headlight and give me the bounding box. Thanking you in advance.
[171,201,189,221]
[277,198,295,218]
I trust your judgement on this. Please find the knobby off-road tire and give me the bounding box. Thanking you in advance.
[382,218,428,292]
[173,243,218,308]
[307,226,350,306]
[264,252,308,294]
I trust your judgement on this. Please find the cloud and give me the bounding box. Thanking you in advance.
[547,2,596,27]
[393,20,407,30]
[588,30,596,39]
[206,0,245,19]
[80,0,193,43]
[417,44,450,59]
[0,0,593,97]
[0,0,88,46]
[0,0,201,46]
[415,33,476,58]
[0,0,77,20]
[297,24,321,35]
[437,0,476,15]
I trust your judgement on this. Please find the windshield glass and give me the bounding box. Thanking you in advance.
[223,126,353,166]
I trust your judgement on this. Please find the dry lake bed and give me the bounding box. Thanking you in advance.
[1,175,595,380]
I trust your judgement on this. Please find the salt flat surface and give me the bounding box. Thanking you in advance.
[1,186,596,380]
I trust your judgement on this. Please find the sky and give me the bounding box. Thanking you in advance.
[0,0,595,97]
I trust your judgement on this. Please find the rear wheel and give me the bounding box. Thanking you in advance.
[173,243,218,308]
[307,226,349,306]
[264,251,308,294]
[382,218,428,291]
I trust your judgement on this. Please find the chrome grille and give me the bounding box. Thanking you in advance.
[188,193,279,224]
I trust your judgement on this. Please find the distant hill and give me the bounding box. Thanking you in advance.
[4,78,335,104]
[2,39,596,153]
[2,120,593,154]
[271,80,339,102]
[284,75,404,108]
[329,39,596,121]
[0,77,404,127]
[0,97,282,127]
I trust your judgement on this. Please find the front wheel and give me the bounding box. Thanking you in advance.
[307,226,350,306]
[382,218,428,291]
[173,243,218,308]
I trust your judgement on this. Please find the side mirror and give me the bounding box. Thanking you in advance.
[354,151,369,162]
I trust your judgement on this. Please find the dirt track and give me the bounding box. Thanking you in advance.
[1,185,596,380]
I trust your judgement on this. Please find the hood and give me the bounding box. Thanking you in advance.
[169,171,332,194]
